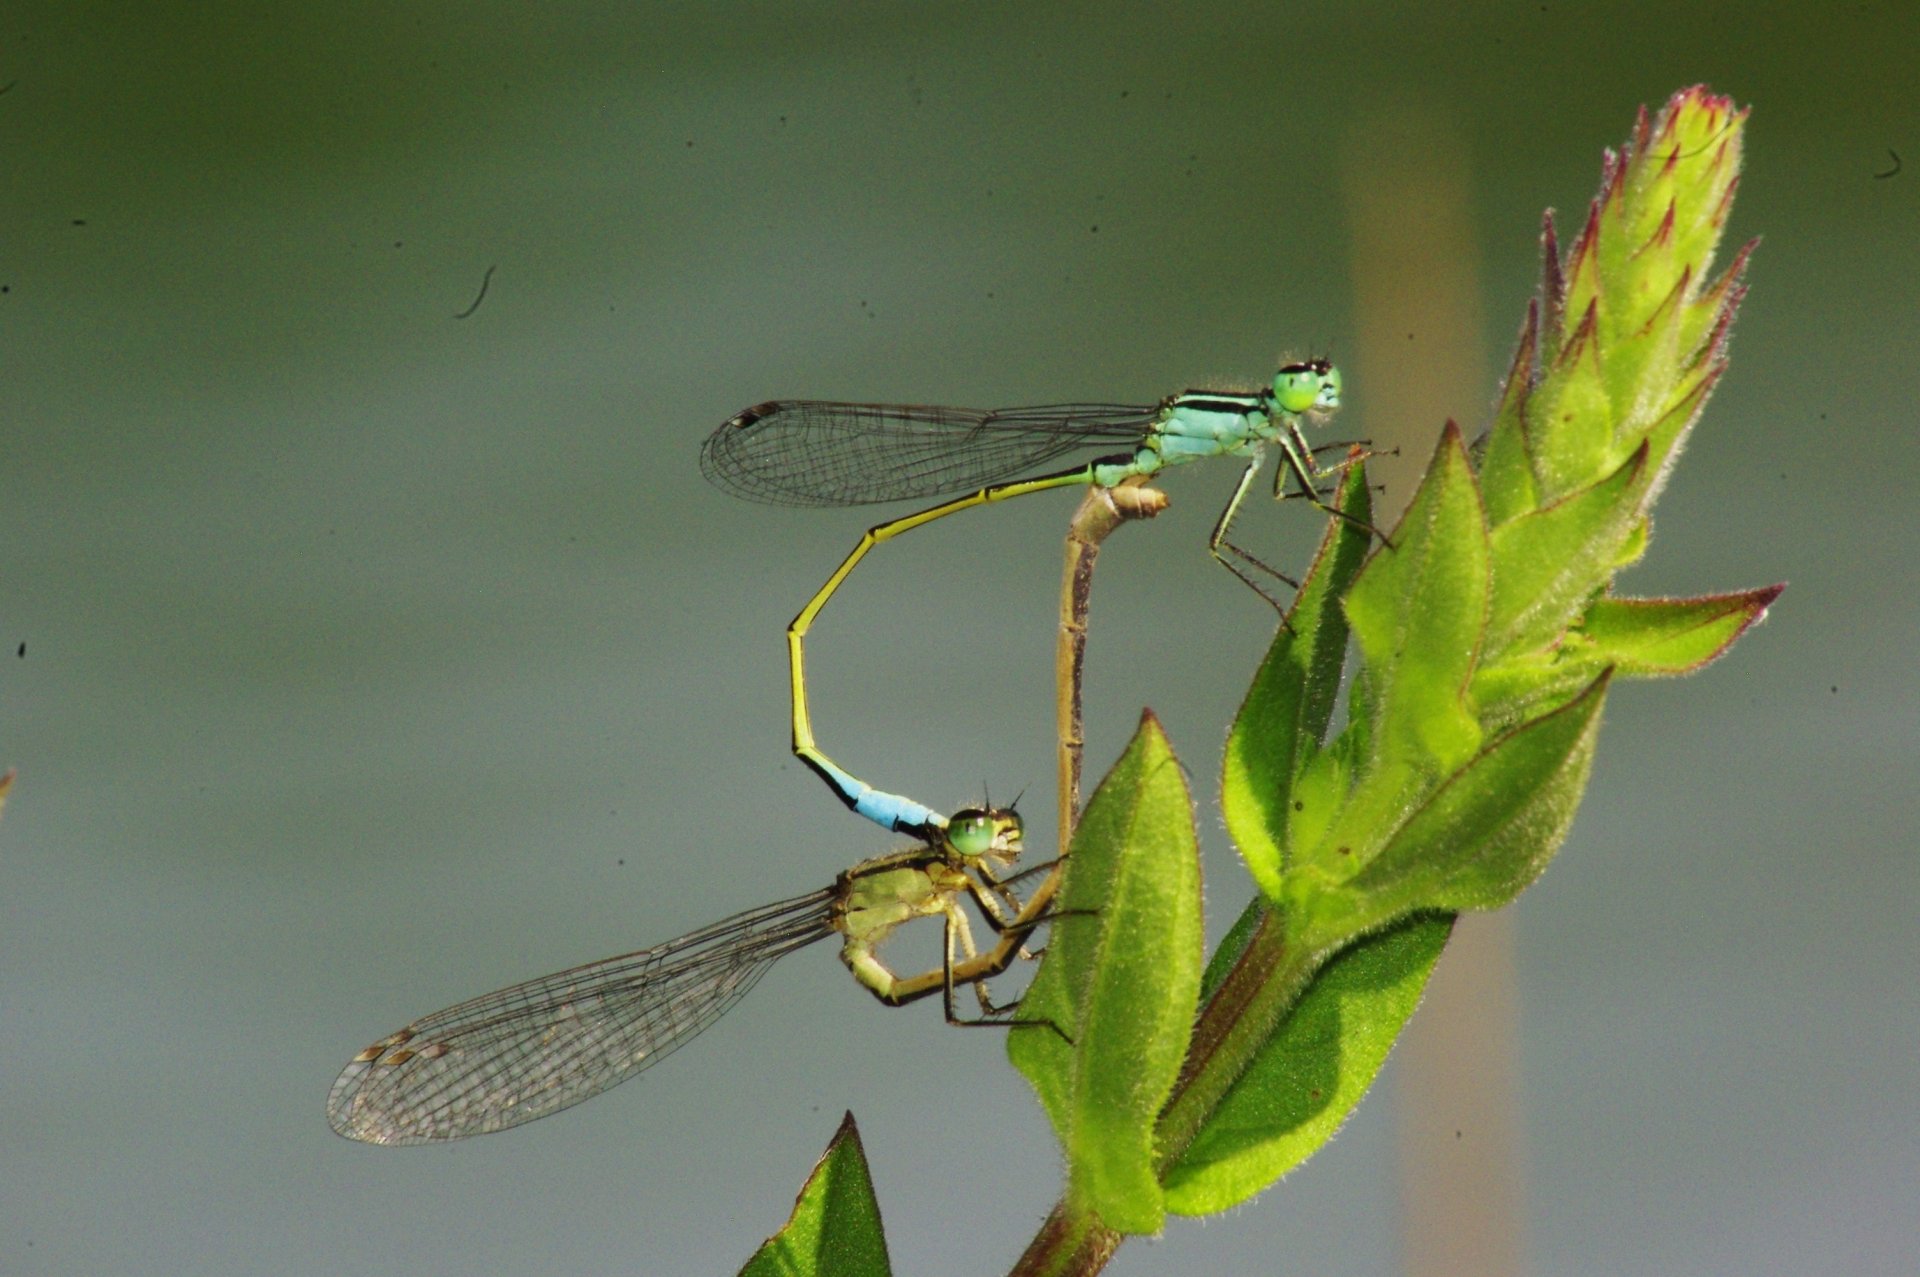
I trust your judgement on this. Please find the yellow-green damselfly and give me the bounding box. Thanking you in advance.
[327,809,1043,1144]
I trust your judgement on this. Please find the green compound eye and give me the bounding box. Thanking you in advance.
[945,813,994,857]
[944,808,1023,858]
[1273,361,1342,414]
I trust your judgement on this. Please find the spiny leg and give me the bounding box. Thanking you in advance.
[940,886,1076,1037]
[970,855,1065,916]
[1310,438,1399,506]
[937,903,1063,1033]
[1207,453,1304,614]
[1275,424,1397,549]
[964,865,1099,980]
[967,862,1038,955]
[976,867,1026,919]
[965,857,1068,964]
[939,904,1002,1020]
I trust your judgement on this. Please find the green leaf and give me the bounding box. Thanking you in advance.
[1010,711,1203,1236]
[1602,260,1689,444]
[1571,586,1782,675]
[1460,650,1608,739]
[1314,425,1489,872]
[1163,914,1452,1214]
[1483,441,1652,660]
[1347,669,1611,912]
[1529,299,1618,501]
[1638,88,1746,284]
[1477,300,1543,527]
[1490,89,1748,520]
[1613,514,1650,569]
[1677,242,1753,374]
[1344,424,1490,776]
[1222,461,1374,898]
[1642,358,1724,486]
[1558,202,1605,354]
[739,1112,891,1277]
[1199,896,1267,1004]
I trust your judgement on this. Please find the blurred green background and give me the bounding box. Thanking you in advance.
[3,3,1915,1274]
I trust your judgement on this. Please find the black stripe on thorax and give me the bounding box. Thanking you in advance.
[1170,392,1266,414]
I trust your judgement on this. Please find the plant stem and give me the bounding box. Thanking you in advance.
[1007,1201,1122,1277]
[1003,481,1165,1277]
[1056,480,1166,842]
[1155,906,1317,1172]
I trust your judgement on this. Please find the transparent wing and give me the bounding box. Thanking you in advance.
[327,887,838,1144]
[700,400,1163,507]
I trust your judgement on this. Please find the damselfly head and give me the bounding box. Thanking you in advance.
[1272,359,1341,415]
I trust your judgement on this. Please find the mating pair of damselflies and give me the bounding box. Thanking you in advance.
[327,359,1359,1144]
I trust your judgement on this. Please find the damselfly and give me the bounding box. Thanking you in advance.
[328,808,1042,1144]
[703,360,1364,838]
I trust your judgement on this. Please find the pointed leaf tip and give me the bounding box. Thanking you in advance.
[739,1112,891,1277]
[1574,586,1784,677]
[1540,209,1566,345]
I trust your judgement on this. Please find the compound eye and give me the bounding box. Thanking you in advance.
[945,812,994,857]
[1273,367,1319,414]
[1273,362,1342,414]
